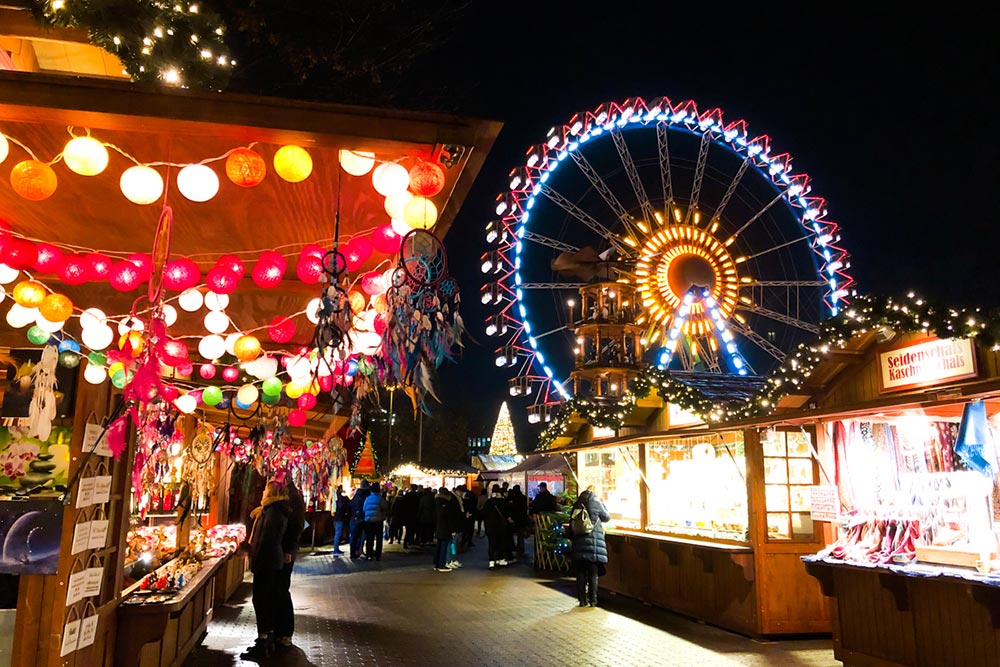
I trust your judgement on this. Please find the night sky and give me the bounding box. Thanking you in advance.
[426,6,997,442]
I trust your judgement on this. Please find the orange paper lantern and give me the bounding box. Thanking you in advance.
[119,330,145,357]
[347,290,366,314]
[408,161,445,197]
[39,293,73,322]
[233,334,262,362]
[10,160,57,201]
[273,145,313,183]
[12,280,47,308]
[225,148,267,187]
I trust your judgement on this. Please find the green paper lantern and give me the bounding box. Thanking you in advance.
[111,368,128,389]
[261,391,280,406]
[202,385,223,407]
[262,376,283,397]
[87,351,106,366]
[26,326,50,345]
[59,350,80,368]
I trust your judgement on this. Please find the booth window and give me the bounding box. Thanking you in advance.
[578,445,641,529]
[645,432,749,542]
[762,429,818,540]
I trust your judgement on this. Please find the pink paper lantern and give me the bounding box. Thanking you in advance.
[33,243,63,273]
[342,238,372,272]
[288,409,307,427]
[297,393,317,410]
[258,250,287,272]
[0,238,38,270]
[296,256,324,284]
[109,261,142,292]
[161,338,190,366]
[207,267,239,294]
[199,363,217,379]
[57,254,91,285]
[164,258,202,291]
[86,253,112,280]
[222,366,240,382]
[176,361,194,377]
[300,244,325,260]
[127,253,153,282]
[215,254,246,279]
[160,385,180,403]
[252,260,284,289]
[360,270,385,296]
[370,225,402,254]
[268,316,296,343]
[318,375,333,392]
[373,312,387,335]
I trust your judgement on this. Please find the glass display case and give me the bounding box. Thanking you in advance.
[645,432,749,542]
[761,429,818,540]
[577,444,641,529]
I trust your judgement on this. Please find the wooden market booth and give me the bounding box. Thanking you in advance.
[0,18,500,664]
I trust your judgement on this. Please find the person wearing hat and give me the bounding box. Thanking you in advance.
[530,481,559,514]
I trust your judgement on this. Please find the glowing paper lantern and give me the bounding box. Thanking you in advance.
[252,260,283,288]
[26,326,49,345]
[34,312,64,333]
[259,250,287,272]
[161,339,189,366]
[360,271,386,296]
[268,316,296,343]
[221,366,240,383]
[225,332,241,356]
[306,297,322,324]
[128,253,153,282]
[202,385,223,406]
[0,133,7,164]
[204,310,230,334]
[233,335,262,362]
[59,351,81,368]
[342,239,371,272]
[199,363,217,379]
[297,393,317,410]
[82,324,114,350]
[347,290,366,314]
[338,149,374,176]
[86,253,112,280]
[118,330,144,357]
[207,267,239,294]
[284,382,304,400]
[175,393,198,414]
[236,384,259,406]
[57,254,90,285]
[84,363,107,385]
[0,238,38,270]
[0,264,20,284]
[80,307,106,330]
[109,261,142,292]
[370,225,402,254]
[178,288,204,312]
[215,254,246,278]
[33,244,63,273]
[300,244,325,260]
[274,145,313,183]
[58,339,80,353]
[225,148,266,187]
[372,293,388,314]
[177,164,220,202]
[10,160,57,201]
[372,162,410,196]
[162,304,178,326]
[262,376,283,397]
[198,334,226,360]
[39,293,73,322]
[384,191,413,219]
[204,291,229,311]
[403,196,438,230]
[296,255,324,284]
[253,356,278,380]
[12,280,46,308]
[120,165,164,205]
[6,304,37,328]
[164,258,201,291]
[408,160,446,197]
[391,217,415,236]
[63,136,109,176]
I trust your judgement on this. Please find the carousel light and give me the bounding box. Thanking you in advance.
[178,288,204,312]
[338,149,374,176]
[481,250,504,274]
[204,291,229,311]
[81,324,114,350]
[63,136,109,176]
[481,282,503,305]
[273,145,313,182]
[384,191,413,219]
[485,314,508,337]
[176,164,220,202]
[403,196,438,230]
[6,304,38,328]
[485,221,508,245]
[372,162,410,196]
[495,345,517,368]
[198,334,226,360]
[509,376,532,396]
[120,165,164,205]
[0,264,19,284]
[203,310,230,334]
[84,363,107,385]
[10,160,57,201]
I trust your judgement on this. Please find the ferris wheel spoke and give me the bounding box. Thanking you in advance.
[610,129,658,224]
[729,321,787,362]
[684,133,712,224]
[522,231,580,253]
[739,280,828,288]
[656,124,674,210]
[742,235,810,261]
[569,151,643,238]
[736,303,820,333]
[519,282,587,289]
[710,157,751,224]
[539,184,634,256]
[727,190,788,241]
[694,335,722,373]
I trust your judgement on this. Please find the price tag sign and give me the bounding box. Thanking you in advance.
[82,422,115,458]
[71,521,92,555]
[66,570,87,605]
[75,477,96,509]
[82,567,103,599]
[78,614,99,650]
[809,485,839,522]
[60,619,81,657]
[92,476,113,504]
[88,519,110,550]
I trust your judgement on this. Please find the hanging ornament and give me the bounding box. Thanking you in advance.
[252,260,283,288]
[32,244,63,273]
[198,334,226,360]
[109,261,142,291]
[1,238,38,270]
[10,160,57,201]
[12,280,47,308]
[371,225,403,254]
[408,160,446,197]
[127,253,153,282]
[178,288,205,312]
[274,145,313,182]
[38,293,73,322]
[63,136,109,176]
[86,253,112,280]
[221,366,240,382]
[177,164,220,202]
[199,363,216,379]
[215,254,246,279]
[233,334,262,362]
[205,291,229,311]
[120,165,164,205]
[403,196,439,230]
[163,258,202,291]
[207,267,239,294]
[296,255,324,284]
[338,149,374,176]
[57,254,90,285]
[385,191,414,219]
[268,316,296,343]
[225,148,267,187]
[372,162,410,196]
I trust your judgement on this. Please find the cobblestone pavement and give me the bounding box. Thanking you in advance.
[186,539,837,667]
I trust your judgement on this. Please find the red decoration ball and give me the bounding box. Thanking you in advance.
[207,267,239,294]
[33,243,63,273]
[258,250,287,272]
[225,148,267,187]
[252,260,284,289]
[86,253,112,280]
[297,393,317,410]
[268,316,296,343]
[288,409,307,428]
[199,363,216,380]
[370,225,402,254]
[57,254,91,285]
[408,161,445,197]
[221,366,240,382]
[215,254,246,279]
[0,238,38,270]
[163,258,202,291]
[109,261,142,292]
[342,238,373,272]
[176,362,194,377]
[296,256,324,284]
[318,375,334,392]
[160,385,180,403]
[300,244,325,260]
[161,339,190,366]
[127,253,153,282]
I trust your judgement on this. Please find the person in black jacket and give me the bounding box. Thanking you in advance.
[482,484,511,569]
[241,481,290,659]
[401,485,421,548]
[530,482,559,514]
[433,486,462,571]
[275,480,306,647]
[332,486,350,555]
[349,480,371,559]
[418,487,436,545]
[460,485,477,550]
[570,487,611,607]
[507,485,529,559]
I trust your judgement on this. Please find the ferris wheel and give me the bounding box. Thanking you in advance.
[481,97,853,423]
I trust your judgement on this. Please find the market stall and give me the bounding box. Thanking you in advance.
[499,453,571,498]
[389,462,478,490]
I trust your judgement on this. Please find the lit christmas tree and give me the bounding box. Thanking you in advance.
[489,401,517,456]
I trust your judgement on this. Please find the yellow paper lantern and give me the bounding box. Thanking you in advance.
[10,160,57,201]
[347,290,366,314]
[118,330,144,357]
[63,136,109,176]
[403,196,438,230]
[120,165,164,205]
[372,293,388,314]
[233,334,262,362]
[384,191,413,219]
[284,382,305,399]
[39,293,73,322]
[338,149,374,176]
[274,145,313,183]
[12,280,47,308]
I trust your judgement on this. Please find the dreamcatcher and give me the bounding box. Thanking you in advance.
[181,423,217,507]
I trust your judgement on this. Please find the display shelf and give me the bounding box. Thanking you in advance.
[609,528,753,553]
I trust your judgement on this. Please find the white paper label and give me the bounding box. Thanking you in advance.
[82,423,101,453]
[88,519,109,550]
[92,476,113,504]
[809,485,839,522]
[77,614,98,649]
[71,521,92,555]
[82,567,103,599]
[60,619,81,657]
[66,570,87,605]
[75,477,95,509]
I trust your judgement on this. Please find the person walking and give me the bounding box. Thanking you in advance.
[475,487,489,536]
[507,484,529,560]
[332,485,350,555]
[349,480,371,559]
[275,480,306,648]
[363,483,389,560]
[418,486,436,545]
[570,486,611,607]
[241,481,290,659]
[483,484,511,570]
[433,486,462,572]
[387,487,404,544]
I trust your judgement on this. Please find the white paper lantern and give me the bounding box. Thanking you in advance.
[120,165,164,205]
[174,393,198,414]
[225,332,241,356]
[84,363,107,385]
[372,162,410,196]
[353,331,383,356]
[391,217,414,236]
[0,285,5,305]
[204,310,230,334]
[236,384,259,406]
[338,149,375,176]
[6,304,38,328]
[0,133,8,165]
[82,324,114,350]
[255,355,278,379]
[63,136,109,176]
[384,191,413,219]
[118,317,144,336]
[306,297,322,324]
[0,263,20,285]
[35,313,65,333]
[162,304,178,326]
[288,356,312,382]
[177,164,219,202]
[178,288,204,312]
[80,307,107,330]
[198,334,226,360]
[204,291,229,311]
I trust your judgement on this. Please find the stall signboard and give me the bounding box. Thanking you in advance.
[808,485,838,522]
[879,337,977,393]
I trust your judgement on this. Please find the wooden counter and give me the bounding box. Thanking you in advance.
[804,556,1000,667]
[116,557,222,667]
[214,552,246,602]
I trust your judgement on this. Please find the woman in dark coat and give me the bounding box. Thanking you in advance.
[482,484,511,569]
[570,487,611,607]
[242,481,290,659]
